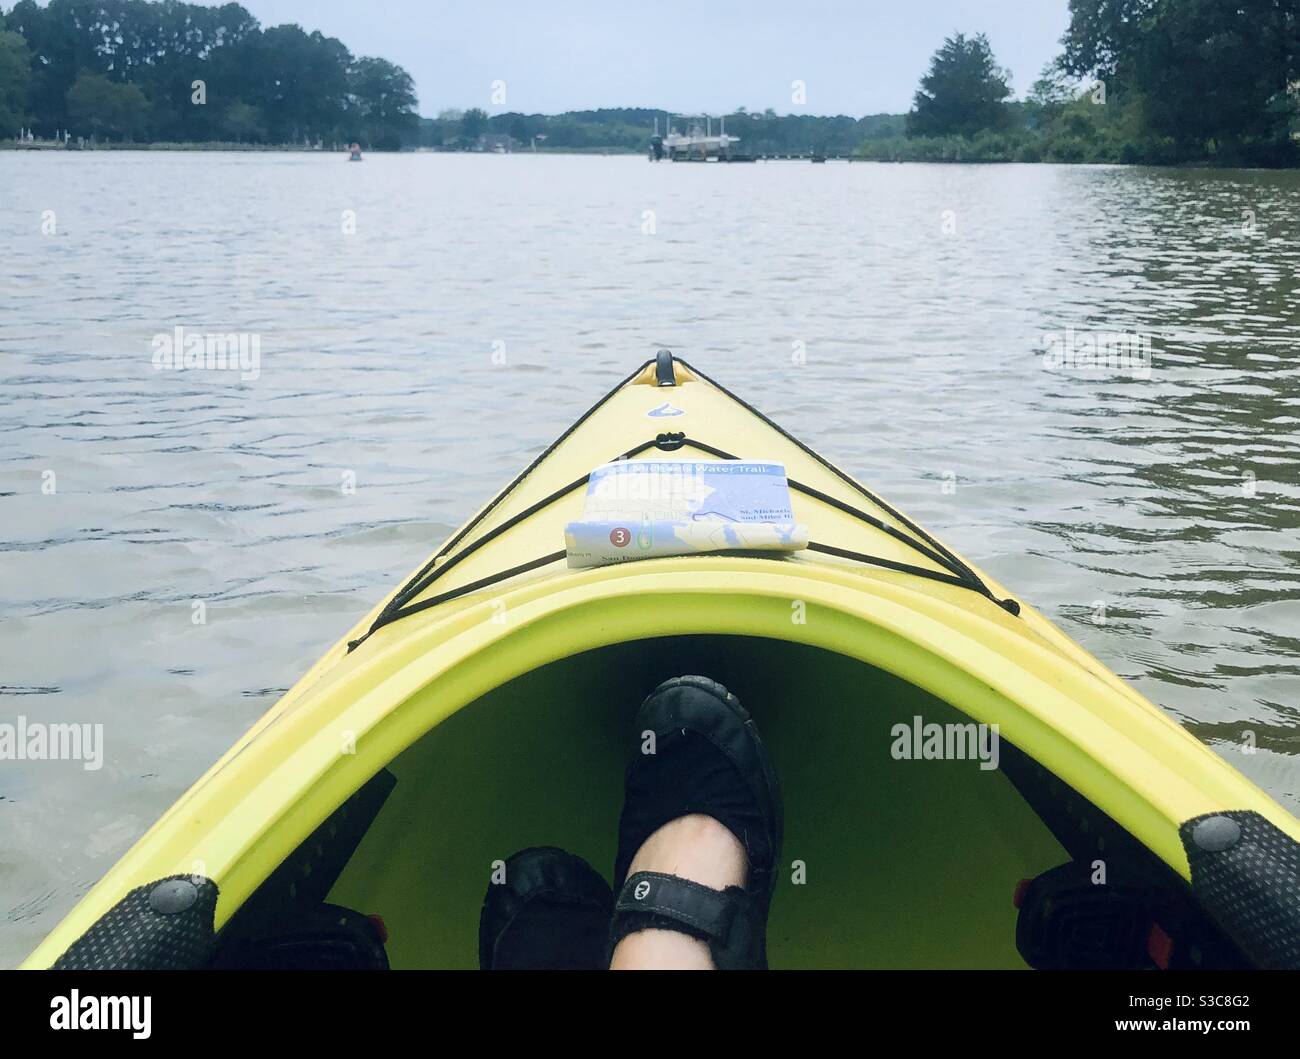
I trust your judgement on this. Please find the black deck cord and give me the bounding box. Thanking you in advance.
[677,357,1002,597]
[348,429,1018,652]
[377,358,657,620]
[654,438,972,583]
[385,433,970,629]
[386,438,655,612]
[367,354,1006,633]
[805,542,974,590]
[355,541,978,652]
[349,436,665,651]
[788,480,970,580]
[363,550,569,630]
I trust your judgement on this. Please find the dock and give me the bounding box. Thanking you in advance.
[648,115,851,163]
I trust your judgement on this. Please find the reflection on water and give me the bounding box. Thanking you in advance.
[1,154,1298,964]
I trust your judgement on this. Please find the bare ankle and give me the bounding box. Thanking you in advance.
[626,813,748,891]
[610,815,749,970]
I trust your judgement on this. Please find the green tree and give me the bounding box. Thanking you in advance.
[222,100,264,142]
[0,29,32,135]
[7,0,262,139]
[1059,0,1157,84]
[66,72,149,140]
[132,0,260,141]
[907,32,1013,137]
[246,24,353,143]
[7,0,366,143]
[348,56,417,148]
[460,106,488,143]
[1027,65,1076,113]
[1061,0,1300,162]
[7,0,99,135]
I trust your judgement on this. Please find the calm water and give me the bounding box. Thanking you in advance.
[2,152,1299,965]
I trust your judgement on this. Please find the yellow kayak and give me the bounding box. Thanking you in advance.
[27,353,1300,969]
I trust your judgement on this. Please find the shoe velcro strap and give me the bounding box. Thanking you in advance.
[609,872,764,969]
[615,872,736,941]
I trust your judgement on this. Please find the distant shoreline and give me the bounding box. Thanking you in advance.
[5,140,1292,169]
[2,141,319,152]
[0,140,648,155]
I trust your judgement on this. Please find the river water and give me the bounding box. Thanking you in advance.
[2,152,1299,965]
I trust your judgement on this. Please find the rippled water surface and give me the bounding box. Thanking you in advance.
[2,153,1299,965]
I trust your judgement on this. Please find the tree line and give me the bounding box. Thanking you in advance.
[0,0,418,147]
[3,0,1295,164]
[415,107,902,154]
[870,3,1300,166]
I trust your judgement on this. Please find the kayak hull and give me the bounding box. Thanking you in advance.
[24,356,1300,969]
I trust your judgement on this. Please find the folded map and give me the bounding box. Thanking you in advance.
[564,459,809,568]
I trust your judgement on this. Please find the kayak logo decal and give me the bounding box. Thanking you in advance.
[647,402,685,418]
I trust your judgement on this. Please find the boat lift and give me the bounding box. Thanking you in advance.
[650,114,744,162]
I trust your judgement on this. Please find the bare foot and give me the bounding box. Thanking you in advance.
[609,814,747,970]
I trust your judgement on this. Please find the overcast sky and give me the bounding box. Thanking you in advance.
[243,1,1072,116]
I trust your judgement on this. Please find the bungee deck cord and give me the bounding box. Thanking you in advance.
[349,359,1019,652]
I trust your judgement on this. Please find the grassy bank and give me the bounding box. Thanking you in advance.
[856,132,1127,164]
[857,131,1300,167]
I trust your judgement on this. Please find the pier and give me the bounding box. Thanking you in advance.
[648,115,852,163]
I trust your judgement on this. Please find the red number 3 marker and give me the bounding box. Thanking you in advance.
[610,527,631,547]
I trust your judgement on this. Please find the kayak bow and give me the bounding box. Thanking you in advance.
[26,353,1300,970]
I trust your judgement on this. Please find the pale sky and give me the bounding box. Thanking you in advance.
[241,0,1073,116]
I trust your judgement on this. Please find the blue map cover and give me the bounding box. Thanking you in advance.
[564,460,808,568]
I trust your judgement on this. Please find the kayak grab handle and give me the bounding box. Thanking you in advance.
[655,349,677,386]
